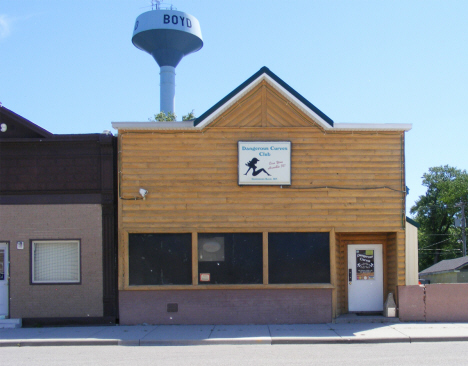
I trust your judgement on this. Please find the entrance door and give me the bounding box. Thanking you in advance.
[0,243,8,317]
[347,244,383,312]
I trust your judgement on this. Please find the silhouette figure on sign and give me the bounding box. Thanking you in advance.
[244,158,271,176]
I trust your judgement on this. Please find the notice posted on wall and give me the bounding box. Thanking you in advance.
[199,273,211,282]
[356,250,375,280]
[238,141,291,185]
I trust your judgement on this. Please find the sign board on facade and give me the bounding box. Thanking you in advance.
[238,141,291,185]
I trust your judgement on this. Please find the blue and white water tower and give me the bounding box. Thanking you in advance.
[132,2,203,115]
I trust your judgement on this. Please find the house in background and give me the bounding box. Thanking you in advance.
[419,256,468,284]
[0,107,118,326]
[113,66,413,324]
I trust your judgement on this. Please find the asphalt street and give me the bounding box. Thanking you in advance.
[1,342,468,366]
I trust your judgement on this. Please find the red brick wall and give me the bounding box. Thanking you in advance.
[119,289,332,325]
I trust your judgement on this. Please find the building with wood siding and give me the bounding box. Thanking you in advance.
[0,107,118,325]
[112,67,413,324]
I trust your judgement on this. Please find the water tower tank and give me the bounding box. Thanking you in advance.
[132,6,203,116]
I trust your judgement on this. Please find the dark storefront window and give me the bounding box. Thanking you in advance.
[198,233,263,285]
[129,233,192,285]
[268,232,330,284]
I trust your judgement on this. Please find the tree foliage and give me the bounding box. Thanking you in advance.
[182,110,195,121]
[410,165,468,271]
[151,111,177,122]
[149,110,196,122]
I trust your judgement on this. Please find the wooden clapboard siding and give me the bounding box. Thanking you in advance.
[386,231,406,295]
[335,234,346,316]
[119,125,405,232]
[117,79,407,309]
[386,232,398,298]
[213,81,315,128]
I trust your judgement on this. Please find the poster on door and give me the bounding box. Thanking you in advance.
[356,250,374,280]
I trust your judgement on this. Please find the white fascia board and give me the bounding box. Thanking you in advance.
[111,120,412,132]
[193,74,266,130]
[112,121,195,131]
[195,73,334,130]
[262,74,334,130]
[334,123,412,131]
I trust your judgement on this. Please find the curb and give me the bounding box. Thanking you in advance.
[409,337,468,343]
[1,336,468,347]
[0,339,119,347]
[272,337,411,344]
[140,338,271,346]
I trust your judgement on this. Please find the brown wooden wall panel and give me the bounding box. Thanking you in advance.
[386,232,398,297]
[119,125,405,234]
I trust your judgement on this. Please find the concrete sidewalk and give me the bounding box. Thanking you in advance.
[1,322,468,347]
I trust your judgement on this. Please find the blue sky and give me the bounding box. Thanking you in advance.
[1,0,467,214]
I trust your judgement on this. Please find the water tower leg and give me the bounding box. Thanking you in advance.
[160,66,176,115]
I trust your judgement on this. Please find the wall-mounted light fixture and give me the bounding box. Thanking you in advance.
[139,188,148,200]
[120,188,149,201]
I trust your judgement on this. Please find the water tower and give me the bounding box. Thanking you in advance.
[132,2,203,116]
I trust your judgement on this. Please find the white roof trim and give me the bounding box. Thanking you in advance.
[262,74,333,130]
[194,73,334,130]
[111,71,412,132]
[112,120,413,132]
[334,123,412,131]
[193,73,266,130]
[112,121,194,130]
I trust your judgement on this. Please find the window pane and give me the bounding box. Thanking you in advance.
[268,233,330,284]
[198,233,263,285]
[129,233,192,285]
[33,241,80,283]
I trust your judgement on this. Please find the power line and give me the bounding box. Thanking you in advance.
[420,238,451,249]
[419,248,462,252]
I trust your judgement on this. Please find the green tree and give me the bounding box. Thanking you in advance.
[182,110,195,121]
[148,110,196,122]
[151,111,177,122]
[410,165,468,271]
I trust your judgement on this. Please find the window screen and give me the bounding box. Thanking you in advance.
[129,233,192,286]
[32,240,80,283]
[198,233,263,285]
[268,232,330,284]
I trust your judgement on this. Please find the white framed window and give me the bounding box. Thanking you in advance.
[31,240,80,284]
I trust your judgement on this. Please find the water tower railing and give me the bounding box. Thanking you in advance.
[152,1,176,11]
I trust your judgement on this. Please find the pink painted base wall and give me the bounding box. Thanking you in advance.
[398,284,468,322]
[119,289,332,325]
[398,285,425,322]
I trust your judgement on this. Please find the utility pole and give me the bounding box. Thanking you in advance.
[455,202,467,257]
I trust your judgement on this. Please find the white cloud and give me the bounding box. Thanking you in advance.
[0,14,11,39]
